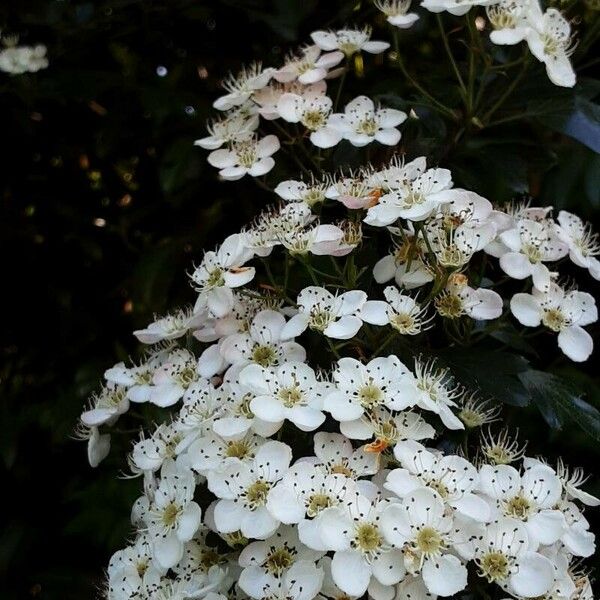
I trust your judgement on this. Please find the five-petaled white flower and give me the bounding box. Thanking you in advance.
[275,44,344,84]
[310,27,390,57]
[282,286,367,340]
[329,96,406,147]
[240,361,327,432]
[208,135,280,180]
[510,282,597,362]
[556,210,600,281]
[381,487,469,596]
[207,440,292,539]
[147,465,202,569]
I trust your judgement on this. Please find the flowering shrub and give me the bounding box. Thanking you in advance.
[77,3,599,600]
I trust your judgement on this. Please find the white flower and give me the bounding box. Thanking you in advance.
[421,0,495,16]
[387,441,490,522]
[373,242,434,291]
[329,96,406,147]
[220,309,306,367]
[213,63,275,110]
[191,234,255,318]
[556,459,600,507]
[0,43,48,74]
[267,462,357,550]
[208,135,280,180]
[131,423,185,473]
[238,526,325,597]
[324,355,413,423]
[76,424,111,468]
[277,86,342,149]
[434,275,503,321]
[381,487,468,596]
[207,440,292,539]
[275,45,344,84]
[134,308,204,344]
[194,112,258,150]
[497,218,568,291]
[510,282,597,362]
[147,466,202,569]
[80,383,129,427]
[310,27,390,57]
[361,286,432,335]
[375,0,420,28]
[150,348,206,407]
[188,430,262,475]
[470,517,555,598]
[479,462,566,548]
[397,359,464,430]
[238,560,324,600]
[280,222,355,257]
[364,158,455,225]
[281,286,367,340]
[555,210,600,280]
[275,178,328,208]
[325,173,383,210]
[486,0,530,46]
[526,7,576,88]
[339,407,435,447]
[240,362,327,432]
[318,493,406,597]
[311,431,380,478]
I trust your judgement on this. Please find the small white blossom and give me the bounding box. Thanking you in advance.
[282,286,367,340]
[310,27,390,57]
[275,45,344,84]
[134,308,204,344]
[213,63,275,111]
[208,135,280,180]
[329,96,406,147]
[510,282,597,362]
[555,210,600,280]
[375,0,420,28]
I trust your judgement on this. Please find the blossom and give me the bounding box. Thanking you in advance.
[282,286,367,340]
[277,85,342,149]
[555,210,600,280]
[240,361,327,432]
[213,63,275,110]
[324,355,413,422]
[486,0,530,46]
[396,359,464,430]
[469,517,555,597]
[310,27,390,57]
[319,492,406,597]
[381,487,468,596]
[275,45,344,84]
[150,349,206,407]
[434,275,503,321]
[329,96,406,147]
[479,462,566,547]
[191,234,255,318]
[364,159,455,225]
[373,241,434,290]
[387,441,490,522]
[146,466,202,569]
[220,309,306,367]
[134,308,204,344]
[207,440,292,539]
[497,218,568,291]
[375,0,419,28]
[275,177,328,208]
[207,135,280,180]
[526,7,576,88]
[421,0,495,16]
[238,560,324,600]
[510,282,597,362]
[188,430,261,475]
[80,383,129,427]
[361,286,432,335]
[194,112,258,150]
[0,43,48,74]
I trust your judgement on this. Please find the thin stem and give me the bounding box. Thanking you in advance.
[333,63,348,112]
[437,14,467,97]
[482,53,530,124]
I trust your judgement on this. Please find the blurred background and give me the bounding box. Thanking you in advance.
[1,1,599,598]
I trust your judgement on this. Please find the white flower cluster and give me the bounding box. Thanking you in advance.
[376,0,577,87]
[0,36,48,74]
[80,143,599,599]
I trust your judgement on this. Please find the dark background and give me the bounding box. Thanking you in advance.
[1,1,599,599]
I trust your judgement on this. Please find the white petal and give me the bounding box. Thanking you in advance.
[422,554,467,597]
[558,326,593,362]
[331,550,371,597]
[510,552,554,598]
[510,293,542,327]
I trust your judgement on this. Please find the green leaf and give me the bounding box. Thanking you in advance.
[519,370,600,441]
[435,349,530,406]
